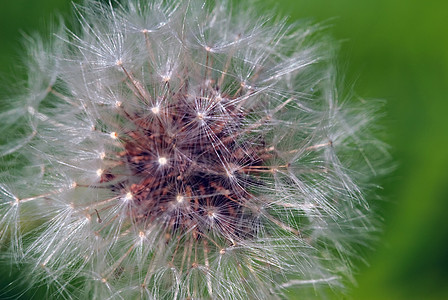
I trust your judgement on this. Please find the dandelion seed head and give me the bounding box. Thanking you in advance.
[0,0,387,299]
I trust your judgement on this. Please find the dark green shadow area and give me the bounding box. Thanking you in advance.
[0,1,75,73]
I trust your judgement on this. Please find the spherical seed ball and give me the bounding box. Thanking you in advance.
[0,0,387,299]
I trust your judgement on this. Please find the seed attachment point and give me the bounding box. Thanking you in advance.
[151,106,160,114]
[110,132,118,139]
[124,192,133,201]
[158,156,168,166]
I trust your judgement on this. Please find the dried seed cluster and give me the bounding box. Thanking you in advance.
[113,81,267,242]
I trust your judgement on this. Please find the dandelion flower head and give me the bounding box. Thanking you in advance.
[0,0,386,299]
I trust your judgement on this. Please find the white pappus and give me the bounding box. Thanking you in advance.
[0,0,388,299]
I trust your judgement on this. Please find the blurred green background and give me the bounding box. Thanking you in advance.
[1,0,447,299]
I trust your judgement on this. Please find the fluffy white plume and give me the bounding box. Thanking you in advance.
[0,0,386,299]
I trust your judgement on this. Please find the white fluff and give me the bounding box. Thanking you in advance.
[0,0,386,299]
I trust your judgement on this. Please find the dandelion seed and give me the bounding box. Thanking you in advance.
[176,195,184,203]
[158,156,168,166]
[124,192,133,201]
[151,105,160,114]
[0,0,387,299]
[109,131,118,139]
[161,75,171,82]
